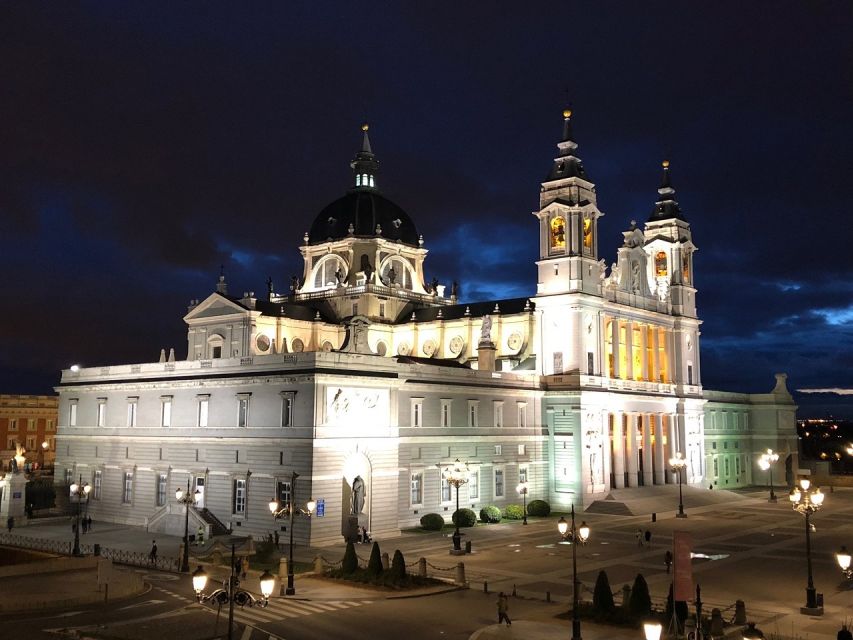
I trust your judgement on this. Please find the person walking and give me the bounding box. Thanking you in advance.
[6,516,13,533]
[87,516,93,532]
[241,555,249,580]
[497,592,512,626]
[644,529,652,547]
[148,540,158,566]
[664,549,673,574]
[636,528,644,546]
[197,525,204,546]
[838,625,853,640]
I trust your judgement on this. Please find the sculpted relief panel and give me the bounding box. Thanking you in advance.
[326,386,389,427]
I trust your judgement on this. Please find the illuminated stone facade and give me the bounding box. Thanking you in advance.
[1,394,58,472]
[54,115,797,545]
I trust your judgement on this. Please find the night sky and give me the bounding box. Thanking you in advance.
[2,3,851,417]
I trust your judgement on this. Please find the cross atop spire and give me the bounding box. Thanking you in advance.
[350,123,379,190]
[648,160,686,222]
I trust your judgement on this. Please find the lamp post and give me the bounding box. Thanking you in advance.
[192,542,275,640]
[69,475,91,556]
[789,477,825,613]
[644,620,663,640]
[836,545,852,580]
[516,481,529,525]
[558,505,590,640]
[442,459,470,551]
[669,452,687,518]
[758,449,779,502]
[176,479,199,573]
[269,471,316,595]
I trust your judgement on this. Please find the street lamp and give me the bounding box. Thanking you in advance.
[644,621,663,640]
[191,543,274,640]
[669,452,687,518]
[516,481,529,525]
[269,471,316,595]
[69,475,91,556]
[836,545,852,579]
[176,479,200,573]
[789,477,825,613]
[758,449,779,502]
[558,505,590,640]
[442,459,470,552]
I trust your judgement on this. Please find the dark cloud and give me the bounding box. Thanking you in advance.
[0,2,851,416]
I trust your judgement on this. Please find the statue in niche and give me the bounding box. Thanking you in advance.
[480,314,493,342]
[387,266,397,285]
[631,261,641,294]
[335,268,345,286]
[351,476,365,515]
[610,262,620,287]
[360,255,374,281]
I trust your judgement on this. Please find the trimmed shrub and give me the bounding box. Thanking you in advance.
[420,513,445,531]
[628,573,652,618]
[526,499,550,517]
[341,541,358,574]
[452,508,477,528]
[391,549,406,582]
[366,542,383,577]
[504,504,524,520]
[592,570,615,614]
[479,505,502,523]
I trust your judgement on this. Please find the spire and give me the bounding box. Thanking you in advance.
[648,159,686,222]
[350,123,379,190]
[547,108,588,182]
[216,264,228,295]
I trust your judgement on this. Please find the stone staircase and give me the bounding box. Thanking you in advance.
[197,508,230,537]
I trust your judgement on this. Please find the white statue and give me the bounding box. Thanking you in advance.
[480,314,492,342]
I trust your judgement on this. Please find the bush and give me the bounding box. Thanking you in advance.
[341,541,358,574]
[391,549,406,582]
[479,505,502,523]
[628,574,652,618]
[254,539,277,564]
[504,504,524,520]
[366,542,383,577]
[452,508,477,528]
[592,570,615,614]
[420,513,445,531]
[527,499,550,517]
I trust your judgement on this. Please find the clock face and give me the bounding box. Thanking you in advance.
[506,332,523,352]
[291,338,304,353]
[255,334,271,352]
[449,336,465,355]
[422,339,437,357]
[397,341,411,356]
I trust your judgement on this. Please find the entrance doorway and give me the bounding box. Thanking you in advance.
[194,476,206,508]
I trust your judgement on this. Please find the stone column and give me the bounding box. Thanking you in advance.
[601,413,612,490]
[668,414,679,483]
[641,415,653,487]
[651,327,660,383]
[611,318,620,379]
[654,414,666,485]
[625,322,634,380]
[626,413,639,487]
[640,325,649,382]
[612,412,625,489]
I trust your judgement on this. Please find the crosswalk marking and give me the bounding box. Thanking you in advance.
[203,598,373,626]
[239,626,253,640]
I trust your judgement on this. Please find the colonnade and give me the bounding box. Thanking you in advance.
[607,411,682,489]
[606,317,671,383]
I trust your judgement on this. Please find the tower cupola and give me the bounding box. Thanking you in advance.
[351,123,379,190]
[649,160,686,222]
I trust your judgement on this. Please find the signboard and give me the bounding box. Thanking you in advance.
[316,498,325,517]
[673,531,693,601]
[12,492,21,499]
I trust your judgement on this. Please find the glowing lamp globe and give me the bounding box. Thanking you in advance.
[578,521,590,543]
[789,488,801,503]
[268,499,280,514]
[812,489,824,506]
[644,621,663,640]
[837,546,852,571]
[191,566,208,594]
[306,499,317,515]
[259,570,275,599]
[799,478,811,491]
[70,483,79,494]
[176,487,184,501]
[557,516,569,537]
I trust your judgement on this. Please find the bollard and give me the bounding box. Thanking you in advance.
[484,580,489,593]
[454,562,466,586]
[710,608,724,638]
[314,555,324,574]
[465,540,472,553]
[279,556,288,579]
[652,512,657,523]
[418,557,427,578]
[546,591,551,603]
[734,600,746,624]
[512,584,517,597]
[381,552,390,570]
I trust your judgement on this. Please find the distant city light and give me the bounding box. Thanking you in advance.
[70,364,80,372]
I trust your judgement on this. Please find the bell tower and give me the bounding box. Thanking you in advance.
[534,110,605,298]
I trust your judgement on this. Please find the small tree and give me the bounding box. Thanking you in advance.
[341,541,358,574]
[367,541,383,577]
[628,573,652,619]
[391,549,406,582]
[592,570,615,614]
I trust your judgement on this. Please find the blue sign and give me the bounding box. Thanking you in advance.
[12,492,21,499]
[316,498,325,517]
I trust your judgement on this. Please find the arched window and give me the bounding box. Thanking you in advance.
[207,333,225,359]
[655,251,668,276]
[550,216,566,249]
[313,255,348,290]
[380,257,414,290]
[355,174,362,187]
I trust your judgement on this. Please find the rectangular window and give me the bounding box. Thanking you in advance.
[237,394,251,428]
[8,418,17,432]
[69,401,78,427]
[233,478,246,514]
[687,364,694,385]
[518,466,528,483]
[157,473,167,506]
[410,472,423,505]
[127,398,138,427]
[494,469,505,498]
[517,403,527,428]
[46,419,54,432]
[469,470,479,500]
[468,400,479,427]
[93,470,102,500]
[212,345,222,359]
[379,303,385,318]
[280,392,294,427]
[352,303,359,316]
[277,480,292,508]
[518,444,526,456]
[441,476,451,502]
[27,419,36,431]
[197,396,210,428]
[712,441,717,450]
[713,458,718,477]
[160,396,172,428]
[494,444,502,456]
[97,399,107,427]
[65,468,73,485]
[587,352,594,375]
[441,400,451,427]
[26,436,35,450]
[123,472,133,503]
[6,437,15,449]
[553,351,563,374]
[735,457,741,476]
[724,457,730,477]
[494,402,504,428]
[411,398,424,427]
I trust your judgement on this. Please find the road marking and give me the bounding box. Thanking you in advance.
[240,625,253,640]
[119,599,165,610]
[144,573,180,581]
[204,599,373,626]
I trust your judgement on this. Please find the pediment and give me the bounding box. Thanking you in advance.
[184,293,248,322]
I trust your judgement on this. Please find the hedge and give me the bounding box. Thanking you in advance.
[504,504,524,520]
[420,513,445,531]
[527,499,551,517]
[479,505,502,523]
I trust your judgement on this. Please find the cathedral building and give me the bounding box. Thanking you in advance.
[53,113,797,545]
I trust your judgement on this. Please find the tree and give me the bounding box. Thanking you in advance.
[391,549,406,582]
[592,570,615,614]
[628,573,652,619]
[341,541,358,574]
[367,541,383,577]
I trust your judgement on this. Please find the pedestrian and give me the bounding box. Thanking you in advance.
[149,540,158,566]
[274,530,280,549]
[496,592,512,626]
[6,516,13,533]
[82,517,88,534]
[87,516,93,531]
[197,525,204,546]
[362,527,371,544]
[644,529,652,547]
[839,625,853,640]
[636,528,644,546]
[664,550,673,574]
[241,555,249,580]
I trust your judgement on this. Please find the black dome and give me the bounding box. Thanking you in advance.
[308,190,420,246]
